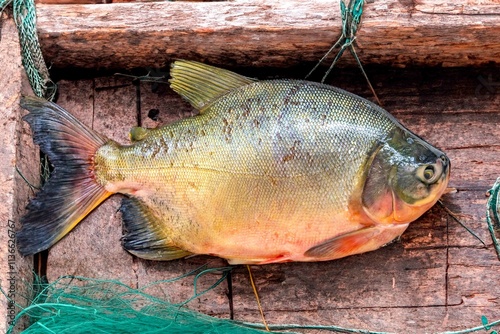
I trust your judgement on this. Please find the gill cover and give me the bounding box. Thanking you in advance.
[362,128,450,224]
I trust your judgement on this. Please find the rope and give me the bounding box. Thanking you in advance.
[1,0,56,99]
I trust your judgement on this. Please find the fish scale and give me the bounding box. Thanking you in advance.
[111,81,391,177]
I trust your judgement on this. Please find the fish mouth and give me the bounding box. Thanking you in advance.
[438,154,450,177]
[441,154,452,196]
[434,154,451,191]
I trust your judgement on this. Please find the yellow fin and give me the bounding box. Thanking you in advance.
[169,60,256,112]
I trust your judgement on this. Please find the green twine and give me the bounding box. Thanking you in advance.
[487,177,500,260]
[0,0,12,12]
[241,319,500,334]
[1,0,55,99]
[306,0,366,81]
[306,0,381,105]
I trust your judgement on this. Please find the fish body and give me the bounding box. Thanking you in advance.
[18,61,450,264]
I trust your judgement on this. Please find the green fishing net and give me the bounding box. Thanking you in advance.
[4,268,500,334]
[6,270,277,334]
[487,178,500,260]
[1,0,55,99]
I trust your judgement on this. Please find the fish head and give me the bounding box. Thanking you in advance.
[361,127,450,225]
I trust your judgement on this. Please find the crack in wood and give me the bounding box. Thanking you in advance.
[445,145,500,150]
[402,245,485,251]
[227,270,234,320]
[242,303,469,312]
[131,256,139,290]
[133,78,141,127]
[445,207,450,307]
[94,83,132,91]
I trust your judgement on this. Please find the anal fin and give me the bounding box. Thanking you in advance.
[120,197,192,261]
[304,224,409,261]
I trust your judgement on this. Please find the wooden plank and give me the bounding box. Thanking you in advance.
[448,247,500,307]
[0,13,38,333]
[232,249,448,309]
[33,0,500,70]
[445,148,500,190]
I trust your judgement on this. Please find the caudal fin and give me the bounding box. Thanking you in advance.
[18,97,112,256]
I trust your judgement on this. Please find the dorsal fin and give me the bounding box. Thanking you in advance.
[169,60,256,112]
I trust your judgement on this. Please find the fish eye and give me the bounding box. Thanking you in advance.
[417,163,441,184]
[423,166,435,180]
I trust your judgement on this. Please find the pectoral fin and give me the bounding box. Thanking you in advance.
[120,197,192,261]
[304,224,409,261]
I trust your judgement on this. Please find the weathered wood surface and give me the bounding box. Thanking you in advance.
[0,13,37,333]
[34,0,500,70]
[40,64,500,333]
[36,0,216,3]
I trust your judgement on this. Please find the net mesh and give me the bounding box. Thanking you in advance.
[4,272,500,334]
[6,273,281,334]
[1,0,55,99]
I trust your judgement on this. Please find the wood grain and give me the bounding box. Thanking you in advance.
[0,14,38,333]
[34,0,500,70]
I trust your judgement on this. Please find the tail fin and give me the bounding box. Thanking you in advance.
[18,97,113,256]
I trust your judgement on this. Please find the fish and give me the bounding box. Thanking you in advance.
[17,60,450,265]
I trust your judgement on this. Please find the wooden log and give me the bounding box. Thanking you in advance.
[34,0,500,70]
[0,12,38,333]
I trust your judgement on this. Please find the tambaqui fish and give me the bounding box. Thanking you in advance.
[17,60,450,264]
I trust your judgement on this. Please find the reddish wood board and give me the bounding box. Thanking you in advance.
[0,14,38,333]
